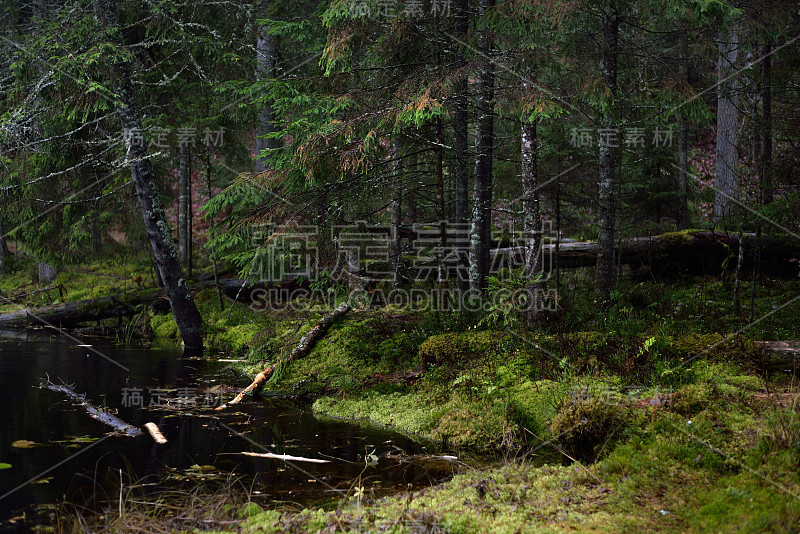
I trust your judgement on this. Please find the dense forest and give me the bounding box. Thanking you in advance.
[1,0,800,532]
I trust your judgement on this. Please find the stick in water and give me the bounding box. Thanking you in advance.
[239,452,330,464]
[45,381,142,437]
[144,422,167,444]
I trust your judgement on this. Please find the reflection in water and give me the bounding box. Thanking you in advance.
[0,331,452,526]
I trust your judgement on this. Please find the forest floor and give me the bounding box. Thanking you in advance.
[142,269,800,533]
[4,253,800,532]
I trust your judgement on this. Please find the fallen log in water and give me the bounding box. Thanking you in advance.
[239,452,330,464]
[45,381,142,437]
[216,303,352,410]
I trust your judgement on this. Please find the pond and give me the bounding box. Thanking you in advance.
[0,330,453,530]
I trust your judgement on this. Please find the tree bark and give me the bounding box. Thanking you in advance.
[96,0,203,350]
[521,68,541,324]
[452,0,469,225]
[390,136,403,287]
[469,0,495,294]
[761,41,773,205]
[255,28,279,173]
[435,117,446,282]
[676,30,689,230]
[713,26,739,224]
[595,9,619,301]
[116,82,203,349]
[0,215,8,275]
[177,144,192,273]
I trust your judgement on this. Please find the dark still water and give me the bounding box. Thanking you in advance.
[0,330,449,528]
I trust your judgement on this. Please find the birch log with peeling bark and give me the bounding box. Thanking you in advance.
[46,382,142,437]
[217,303,352,410]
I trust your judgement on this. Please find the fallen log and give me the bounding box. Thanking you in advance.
[216,303,352,410]
[756,340,800,373]
[0,288,164,329]
[0,278,309,328]
[491,230,800,278]
[45,381,142,437]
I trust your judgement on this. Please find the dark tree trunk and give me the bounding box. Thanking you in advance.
[713,26,739,224]
[0,215,7,274]
[97,0,203,350]
[177,144,192,273]
[117,79,202,349]
[452,0,469,225]
[407,152,418,225]
[676,30,689,230]
[761,41,773,205]
[255,28,279,173]
[595,9,619,301]
[390,136,403,287]
[469,0,495,294]
[521,68,541,324]
[436,117,446,282]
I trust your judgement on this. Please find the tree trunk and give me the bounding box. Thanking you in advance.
[469,0,496,294]
[390,136,403,287]
[733,227,745,314]
[676,30,689,230]
[761,41,773,205]
[435,117,446,282]
[407,152,418,224]
[452,0,469,225]
[521,68,541,325]
[97,0,203,350]
[595,9,619,302]
[116,74,203,350]
[713,26,739,224]
[177,144,191,272]
[0,215,8,274]
[255,28,279,173]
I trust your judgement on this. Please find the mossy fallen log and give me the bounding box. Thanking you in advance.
[45,381,142,437]
[491,230,799,277]
[0,288,164,328]
[216,303,352,410]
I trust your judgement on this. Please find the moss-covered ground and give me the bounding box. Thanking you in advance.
[5,255,800,532]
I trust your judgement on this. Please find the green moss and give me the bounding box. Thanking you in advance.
[150,313,180,341]
[418,330,513,369]
[313,391,444,436]
[505,379,568,438]
[672,383,714,415]
[550,396,631,462]
[218,323,263,354]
